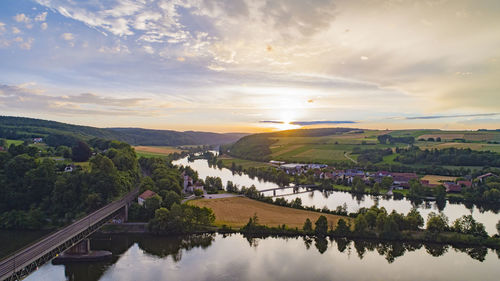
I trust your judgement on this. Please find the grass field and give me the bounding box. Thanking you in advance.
[416,141,500,153]
[218,156,271,169]
[189,197,346,229]
[421,175,457,185]
[134,146,183,157]
[4,139,23,146]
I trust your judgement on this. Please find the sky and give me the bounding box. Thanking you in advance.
[0,0,499,133]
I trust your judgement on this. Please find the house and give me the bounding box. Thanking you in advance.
[420,180,438,188]
[269,160,285,165]
[0,146,4,151]
[64,165,74,172]
[33,137,43,143]
[457,180,472,188]
[186,181,204,193]
[477,173,497,183]
[391,173,418,188]
[182,173,194,193]
[138,190,158,206]
[444,182,461,193]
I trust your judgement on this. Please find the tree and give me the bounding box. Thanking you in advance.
[303,218,313,232]
[434,185,446,202]
[426,212,448,232]
[162,190,181,209]
[334,219,351,236]
[193,189,204,196]
[452,215,487,237]
[354,214,368,233]
[315,215,328,236]
[149,207,170,232]
[497,220,500,236]
[72,141,92,162]
[372,183,381,194]
[381,177,393,189]
[145,195,162,218]
[291,198,302,209]
[364,209,378,229]
[405,208,424,230]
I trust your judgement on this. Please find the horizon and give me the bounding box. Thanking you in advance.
[1,1,500,132]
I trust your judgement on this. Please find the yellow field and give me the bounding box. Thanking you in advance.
[189,197,346,229]
[421,175,457,185]
[134,146,183,156]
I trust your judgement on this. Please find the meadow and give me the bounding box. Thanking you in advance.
[189,197,344,229]
[218,156,272,169]
[133,146,184,157]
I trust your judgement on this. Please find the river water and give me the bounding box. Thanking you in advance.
[173,157,500,234]
[25,233,500,281]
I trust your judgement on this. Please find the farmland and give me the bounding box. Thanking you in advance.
[218,155,272,169]
[420,175,458,185]
[133,146,184,157]
[189,197,345,229]
[228,128,500,168]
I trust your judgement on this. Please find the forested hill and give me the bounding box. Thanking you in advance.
[0,116,247,146]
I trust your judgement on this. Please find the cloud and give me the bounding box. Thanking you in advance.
[259,120,284,124]
[19,38,34,50]
[40,22,48,30]
[35,12,48,22]
[0,84,151,116]
[0,22,5,33]
[291,120,357,126]
[403,113,500,120]
[259,120,357,125]
[14,13,30,23]
[61,33,74,40]
[12,27,21,34]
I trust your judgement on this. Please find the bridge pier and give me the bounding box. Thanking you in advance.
[65,239,90,255]
[52,239,112,265]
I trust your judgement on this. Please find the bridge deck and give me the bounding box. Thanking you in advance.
[0,188,138,281]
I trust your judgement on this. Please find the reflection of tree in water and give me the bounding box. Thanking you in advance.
[303,236,313,250]
[138,233,215,262]
[329,237,491,263]
[425,243,448,257]
[335,237,350,253]
[454,247,488,262]
[314,237,328,254]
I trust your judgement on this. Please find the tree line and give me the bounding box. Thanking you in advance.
[0,139,139,229]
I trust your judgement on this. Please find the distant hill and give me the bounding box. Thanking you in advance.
[0,116,247,146]
[226,127,500,164]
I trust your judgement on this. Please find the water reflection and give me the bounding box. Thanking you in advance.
[27,234,500,281]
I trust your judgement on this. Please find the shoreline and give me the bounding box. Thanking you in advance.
[97,222,500,249]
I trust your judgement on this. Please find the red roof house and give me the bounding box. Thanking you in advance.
[444,182,461,193]
[138,190,158,206]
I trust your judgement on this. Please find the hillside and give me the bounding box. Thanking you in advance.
[227,128,500,167]
[0,116,247,146]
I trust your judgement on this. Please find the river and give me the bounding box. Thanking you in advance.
[25,233,500,281]
[173,156,500,234]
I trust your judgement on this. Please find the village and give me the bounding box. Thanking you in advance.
[269,161,497,194]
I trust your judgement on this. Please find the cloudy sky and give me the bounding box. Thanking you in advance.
[0,0,499,132]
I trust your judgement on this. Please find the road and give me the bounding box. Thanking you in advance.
[344,152,358,164]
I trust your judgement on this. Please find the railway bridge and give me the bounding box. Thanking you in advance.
[0,188,138,281]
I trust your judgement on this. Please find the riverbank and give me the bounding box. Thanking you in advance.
[98,196,500,250]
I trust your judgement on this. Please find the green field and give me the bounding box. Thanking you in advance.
[219,156,272,169]
[268,131,404,164]
[5,139,24,146]
[229,128,500,167]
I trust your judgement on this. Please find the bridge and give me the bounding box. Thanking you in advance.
[259,185,318,193]
[0,188,138,281]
